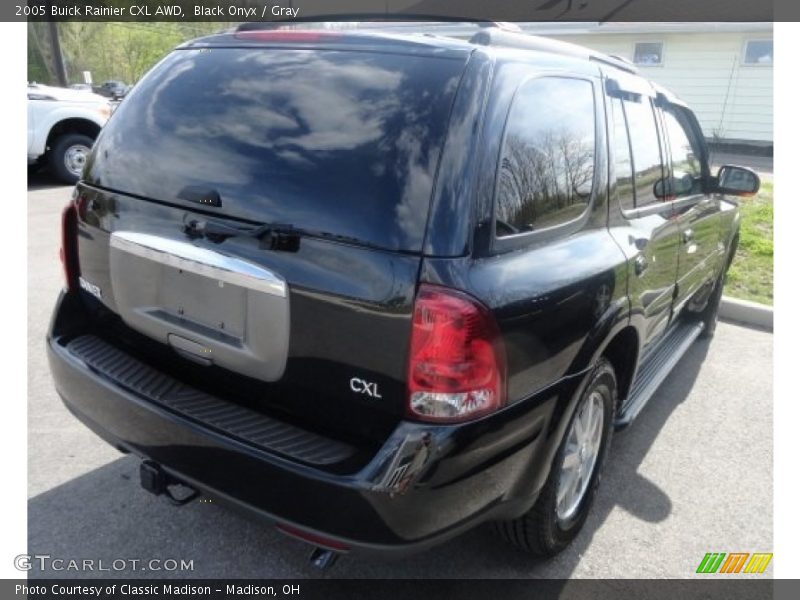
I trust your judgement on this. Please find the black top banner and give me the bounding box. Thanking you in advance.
[7,0,798,23]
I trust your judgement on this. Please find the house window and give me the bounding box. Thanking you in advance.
[633,42,664,66]
[743,40,773,65]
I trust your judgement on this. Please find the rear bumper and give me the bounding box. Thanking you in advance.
[47,291,569,556]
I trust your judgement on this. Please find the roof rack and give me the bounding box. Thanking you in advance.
[607,53,636,67]
[234,19,516,33]
[468,28,638,75]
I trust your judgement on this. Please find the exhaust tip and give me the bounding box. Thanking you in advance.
[309,547,340,570]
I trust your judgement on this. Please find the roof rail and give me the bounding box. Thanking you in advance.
[235,19,514,33]
[476,22,523,32]
[469,28,638,75]
[607,53,636,67]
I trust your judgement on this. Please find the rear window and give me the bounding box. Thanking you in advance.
[86,48,465,252]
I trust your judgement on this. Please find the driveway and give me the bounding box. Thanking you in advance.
[28,175,773,578]
[709,151,773,181]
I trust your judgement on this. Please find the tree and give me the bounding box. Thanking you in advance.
[27,22,227,85]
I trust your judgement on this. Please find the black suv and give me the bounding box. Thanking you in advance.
[48,25,759,562]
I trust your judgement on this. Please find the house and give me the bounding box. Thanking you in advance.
[535,22,773,147]
[369,22,773,147]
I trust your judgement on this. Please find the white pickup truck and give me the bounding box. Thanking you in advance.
[27,83,111,183]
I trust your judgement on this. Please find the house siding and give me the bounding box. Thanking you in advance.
[548,32,773,144]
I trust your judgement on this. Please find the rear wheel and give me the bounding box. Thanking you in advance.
[49,133,93,184]
[495,359,616,556]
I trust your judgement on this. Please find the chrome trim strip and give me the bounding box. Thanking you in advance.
[110,231,286,298]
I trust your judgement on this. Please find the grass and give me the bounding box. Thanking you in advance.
[724,180,773,305]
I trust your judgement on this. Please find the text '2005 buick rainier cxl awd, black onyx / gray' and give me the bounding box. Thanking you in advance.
[47,24,760,567]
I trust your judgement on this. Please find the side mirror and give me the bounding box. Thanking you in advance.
[653,174,693,199]
[716,165,760,196]
[653,178,668,199]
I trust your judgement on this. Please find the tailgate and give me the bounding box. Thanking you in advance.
[70,46,468,442]
[74,186,422,442]
[108,230,290,381]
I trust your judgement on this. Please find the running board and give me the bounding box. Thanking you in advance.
[615,321,704,429]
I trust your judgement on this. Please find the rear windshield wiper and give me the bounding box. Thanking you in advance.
[183,217,394,254]
[183,218,300,252]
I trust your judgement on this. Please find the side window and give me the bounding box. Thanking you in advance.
[611,98,635,211]
[495,77,596,237]
[622,98,664,209]
[662,109,703,198]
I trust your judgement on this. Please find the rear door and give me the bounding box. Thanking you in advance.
[658,105,721,313]
[605,77,679,351]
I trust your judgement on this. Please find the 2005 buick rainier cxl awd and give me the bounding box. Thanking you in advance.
[48,24,760,566]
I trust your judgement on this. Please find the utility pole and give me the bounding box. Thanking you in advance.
[47,20,68,86]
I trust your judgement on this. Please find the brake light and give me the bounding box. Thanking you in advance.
[407,285,506,423]
[234,30,342,43]
[60,200,80,293]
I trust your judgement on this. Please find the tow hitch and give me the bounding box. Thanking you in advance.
[139,460,199,506]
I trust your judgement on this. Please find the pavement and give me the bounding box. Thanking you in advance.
[709,151,773,183]
[709,151,772,174]
[28,172,772,579]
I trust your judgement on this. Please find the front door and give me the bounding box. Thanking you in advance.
[606,88,679,351]
[659,106,722,314]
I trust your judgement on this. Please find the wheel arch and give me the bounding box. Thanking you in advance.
[598,326,640,407]
[45,118,102,150]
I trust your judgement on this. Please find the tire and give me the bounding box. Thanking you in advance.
[495,359,617,557]
[699,235,737,339]
[698,273,725,339]
[48,133,94,185]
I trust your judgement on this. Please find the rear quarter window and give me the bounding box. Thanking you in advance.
[494,77,596,238]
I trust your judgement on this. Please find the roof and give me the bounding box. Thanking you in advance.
[180,27,475,59]
[517,22,774,36]
[181,23,641,74]
[313,21,773,38]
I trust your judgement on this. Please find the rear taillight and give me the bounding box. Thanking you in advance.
[60,200,80,293]
[407,285,506,423]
